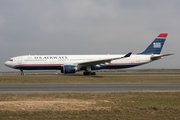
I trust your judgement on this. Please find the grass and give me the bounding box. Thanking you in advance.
[0,93,180,120]
[0,75,180,83]
[0,70,180,119]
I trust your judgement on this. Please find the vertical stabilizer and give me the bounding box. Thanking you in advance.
[139,33,168,54]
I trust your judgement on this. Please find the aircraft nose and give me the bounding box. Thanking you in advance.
[4,61,8,66]
[4,61,13,68]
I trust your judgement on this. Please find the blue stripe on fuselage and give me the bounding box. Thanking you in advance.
[15,66,62,70]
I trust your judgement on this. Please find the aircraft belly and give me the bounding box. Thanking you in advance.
[14,64,63,70]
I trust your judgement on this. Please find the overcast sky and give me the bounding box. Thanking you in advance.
[0,0,179,72]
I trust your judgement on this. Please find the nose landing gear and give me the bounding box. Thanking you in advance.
[20,70,24,76]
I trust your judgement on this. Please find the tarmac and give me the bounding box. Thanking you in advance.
[0,83,180,94]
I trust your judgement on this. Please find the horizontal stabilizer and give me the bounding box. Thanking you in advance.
[151,54,174,61]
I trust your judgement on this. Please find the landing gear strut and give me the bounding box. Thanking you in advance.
[20,70,24,76]
[83,71,96,76]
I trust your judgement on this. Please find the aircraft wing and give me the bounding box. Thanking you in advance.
[151,54,174,61]
[78,52,132,67]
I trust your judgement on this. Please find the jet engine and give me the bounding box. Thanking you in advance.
[61,65,77,74]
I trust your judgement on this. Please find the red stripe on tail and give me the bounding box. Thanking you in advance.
[157,33,168,38]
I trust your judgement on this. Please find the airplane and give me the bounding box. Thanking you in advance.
[4,33,173,76]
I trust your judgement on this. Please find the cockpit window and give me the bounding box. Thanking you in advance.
[9,59,13,61]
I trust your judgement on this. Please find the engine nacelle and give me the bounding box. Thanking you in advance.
[61,65,77,74]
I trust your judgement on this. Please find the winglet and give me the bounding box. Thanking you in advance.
[124,52,132,57]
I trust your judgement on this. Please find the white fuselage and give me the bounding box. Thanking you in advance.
[4,54,152,71]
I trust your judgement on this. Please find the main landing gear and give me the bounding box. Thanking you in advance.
[83,66,96,75]
[20,70,24,76]
[83,71,96,75]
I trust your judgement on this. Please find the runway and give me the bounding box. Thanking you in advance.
[0,83,180,94]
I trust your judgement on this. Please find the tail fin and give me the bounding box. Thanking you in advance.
[139,33,168,54]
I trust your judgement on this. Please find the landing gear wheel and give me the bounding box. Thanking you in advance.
[91,72,96,75]
[83,71,89,75]
[83,71,96,76]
